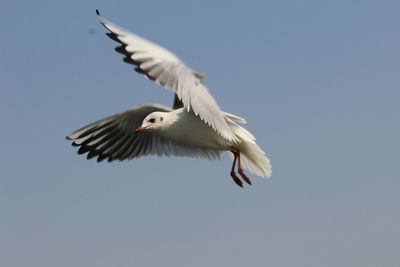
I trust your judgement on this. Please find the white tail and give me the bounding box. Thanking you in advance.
[237,140,272,178]
[225,115,272,178]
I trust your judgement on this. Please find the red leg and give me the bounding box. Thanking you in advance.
[230,151,243,188]
[237,152,252,185]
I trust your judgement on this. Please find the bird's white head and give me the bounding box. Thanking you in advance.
[135,112,166,133]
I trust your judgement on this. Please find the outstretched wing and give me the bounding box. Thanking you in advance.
[67,104,220,162]
[96,10,237,142]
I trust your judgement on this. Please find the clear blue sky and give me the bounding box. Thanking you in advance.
[1,1,399,266]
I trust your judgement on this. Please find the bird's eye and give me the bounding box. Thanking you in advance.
[149,118,156,123]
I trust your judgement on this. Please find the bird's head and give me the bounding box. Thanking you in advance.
[135,112,166,133]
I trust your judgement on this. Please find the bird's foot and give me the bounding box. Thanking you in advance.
[230,171,243,188]
[238,168,252,185]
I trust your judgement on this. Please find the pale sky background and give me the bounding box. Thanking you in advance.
[1,1,399,266]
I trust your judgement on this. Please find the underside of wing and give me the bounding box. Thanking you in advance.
[67,104,220,162]
[96,10,237,142]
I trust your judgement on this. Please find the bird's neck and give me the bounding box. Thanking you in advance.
[155,109,185,137]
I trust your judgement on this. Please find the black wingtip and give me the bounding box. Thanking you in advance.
[96,9,100,16]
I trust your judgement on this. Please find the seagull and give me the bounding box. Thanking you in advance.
[66,10,272,187]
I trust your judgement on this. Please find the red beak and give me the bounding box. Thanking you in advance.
[135,126,147,132]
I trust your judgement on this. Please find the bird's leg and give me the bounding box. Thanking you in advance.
[237,152,252,185]
[230,150,243,188]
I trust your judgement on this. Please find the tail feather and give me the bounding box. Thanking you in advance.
[225,115,272,178]
[224,112,272,178]
[223,112,246,124]
[239,141,272,178]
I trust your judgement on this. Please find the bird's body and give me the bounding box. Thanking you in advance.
[67,10,272,187]
[156,109,229,150]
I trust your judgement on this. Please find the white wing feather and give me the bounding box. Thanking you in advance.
[96,10,237,142]
[67,104,221,161]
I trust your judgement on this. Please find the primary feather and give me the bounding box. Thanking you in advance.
[96,10,237,142]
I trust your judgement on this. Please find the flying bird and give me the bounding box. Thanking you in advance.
[67,10,272,187]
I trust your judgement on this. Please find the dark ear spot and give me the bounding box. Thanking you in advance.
[160,117,163,122]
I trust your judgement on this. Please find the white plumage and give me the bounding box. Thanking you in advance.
[67,10,272,187]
